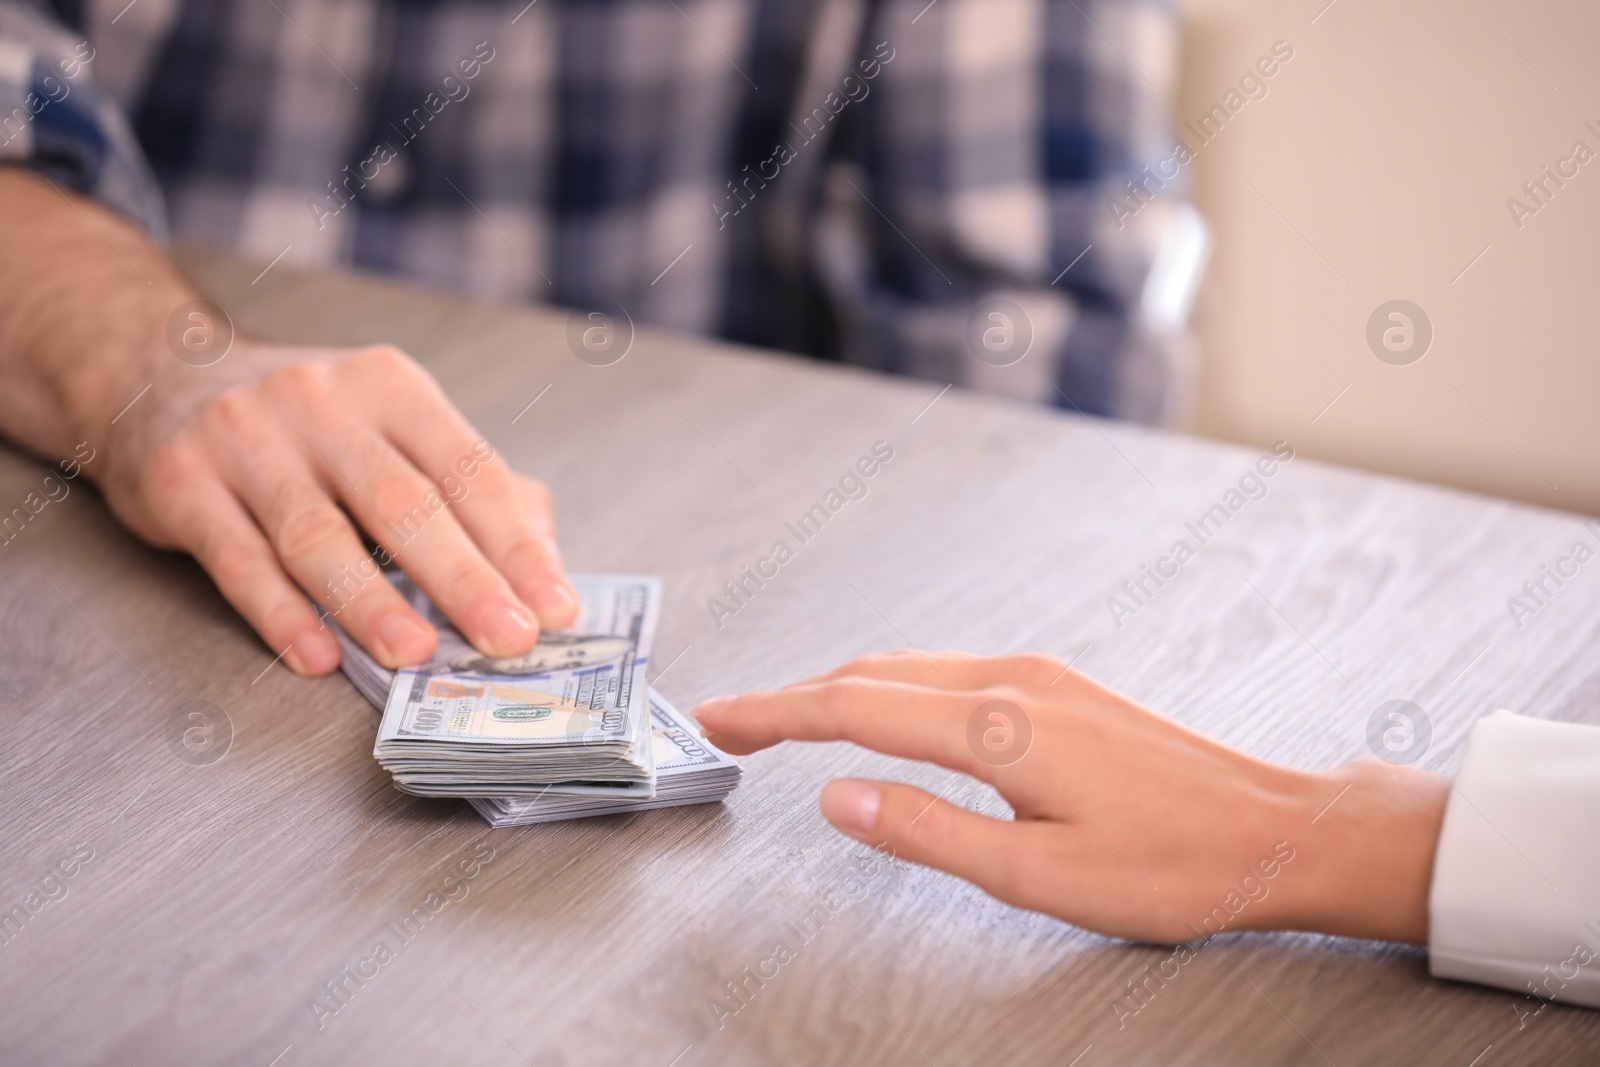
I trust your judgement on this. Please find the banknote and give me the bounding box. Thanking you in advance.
[340,572,661,798]
[334,571,739,823]
[468,691,741,826]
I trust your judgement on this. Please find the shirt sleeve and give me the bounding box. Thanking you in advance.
[0,1,167,238]
[815,0,1201,424]
[1429,710,1600,1007]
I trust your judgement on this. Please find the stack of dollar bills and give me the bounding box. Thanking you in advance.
[468,690,744,826]
[334,572,739,826]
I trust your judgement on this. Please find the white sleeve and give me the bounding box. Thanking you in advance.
[1429,710,1600,1006]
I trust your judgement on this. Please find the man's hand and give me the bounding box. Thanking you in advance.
[0,167,575,675]
[693,652,1450,945]
[106,341,578,676]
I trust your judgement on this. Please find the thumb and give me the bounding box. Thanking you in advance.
[819,778,1035,907]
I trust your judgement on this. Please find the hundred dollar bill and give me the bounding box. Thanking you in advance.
[468,691,741,827]
[338,572,662,799]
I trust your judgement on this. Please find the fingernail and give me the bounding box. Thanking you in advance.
[285,630,339,676]
[482,598,538,656]
[376,611,434,666]
[821,779,881,838]
[692,694,738,730]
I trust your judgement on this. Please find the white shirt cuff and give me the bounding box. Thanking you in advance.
[1429,710,1600,1007]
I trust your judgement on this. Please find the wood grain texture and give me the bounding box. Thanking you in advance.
[1,246,1596,1066]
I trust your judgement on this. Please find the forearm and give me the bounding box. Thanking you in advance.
[0,166,198,467]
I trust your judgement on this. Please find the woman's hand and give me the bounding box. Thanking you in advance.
[694,652,1450,945]
[98,340,578,677]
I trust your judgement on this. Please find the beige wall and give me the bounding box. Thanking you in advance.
[1175,0,1598,515]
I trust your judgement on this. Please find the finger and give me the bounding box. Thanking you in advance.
[350,346,578,628]
[393,419,576,629]
[787,649,959,689]
[311,422,544,658]
[166,473,341,676]
[819,778,1042,909]
[693,679,991,777]
[803,651,1070,691]
[211,412,438,668]
[495,474,577,628]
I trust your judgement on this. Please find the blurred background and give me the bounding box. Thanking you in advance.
[1174,0,1598,515]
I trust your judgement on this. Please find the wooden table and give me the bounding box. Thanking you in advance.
[3,249,1597,1066]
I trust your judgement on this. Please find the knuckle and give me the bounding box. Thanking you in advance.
[844,651,903,675]
[368,467,430,520]
[1012,653,1065,682]
[275,503,349,560]
[207,543,262,592]
[358,342,409,368]
[354,344,430,387]
[138,438,199,503]
[204,386,261,436]
[501,533,559,577]
[444,561,495,600]
[507,475,555,531]
[264,360,332,403]
[516,474,552,511]
[987,685,1037,716]
[460,455,511,500]
[265,596,316,635]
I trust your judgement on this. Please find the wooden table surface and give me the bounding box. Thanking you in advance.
[2,248,1597,1066]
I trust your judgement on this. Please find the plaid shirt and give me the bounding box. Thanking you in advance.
[1,0,1192,420]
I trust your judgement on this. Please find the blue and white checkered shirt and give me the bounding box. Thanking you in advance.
[1,0,1195,420]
